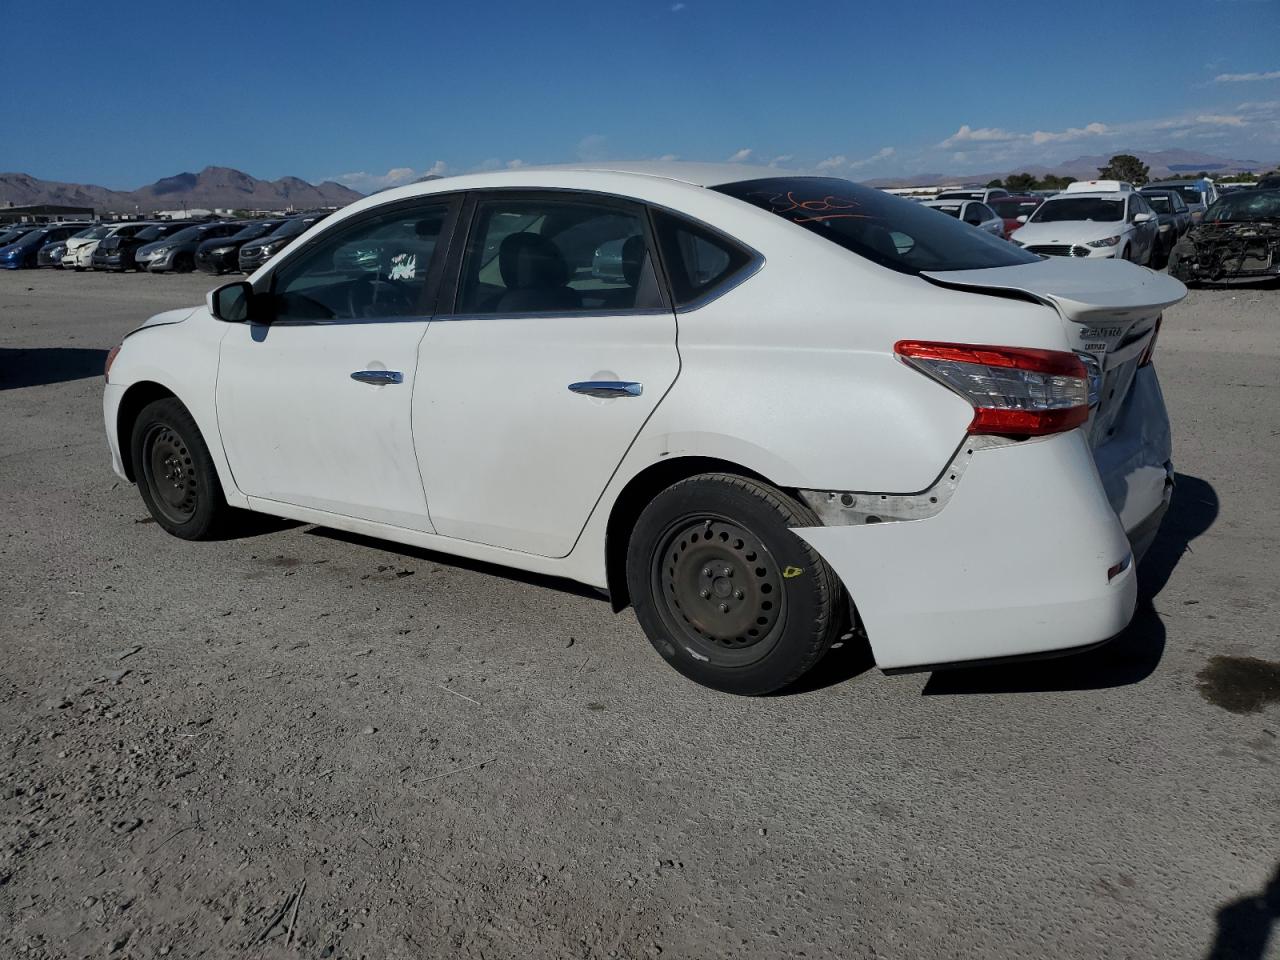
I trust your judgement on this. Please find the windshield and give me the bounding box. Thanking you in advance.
[162,226,201,244]
[1030,198,1124,223]
[1203,189,1280,224]
[0,229,35,245]
[84,224,114,240]
[714,177,1037,274]
[230,222,278,242]
[1153,184,1204,205]
[134,225,169,242]
[269,217,313,240]
[990,199,1040,218]
[929,204,964,218]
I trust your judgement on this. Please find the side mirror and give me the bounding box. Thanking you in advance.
[1016,215,1029,224]
[1133,212,1154,224]
[207,280,254,323]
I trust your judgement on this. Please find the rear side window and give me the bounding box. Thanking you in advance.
[716,177,1037,274]
[651,210,754,307]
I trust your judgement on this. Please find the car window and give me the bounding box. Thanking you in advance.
[715,177,1037,275]
[271,201,450,322]
[456,196,664,315]
[968,203,994,224]
[650,209,755,307]
[931,204,964,218]
[990,199,1039,218]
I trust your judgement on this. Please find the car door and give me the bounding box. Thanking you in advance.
[215,196,459,532]
[413,191,679,558]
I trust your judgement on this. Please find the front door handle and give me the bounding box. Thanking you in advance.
[351,370,403,386]
[568,381,643,398]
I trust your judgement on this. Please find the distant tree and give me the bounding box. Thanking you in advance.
[1005,172,1038,192]
[1097,154,1150,185]
[1040,174,1077,190]
[986,178,1005,188]
[1218,173,1258,183]
[1196,171,1211,179]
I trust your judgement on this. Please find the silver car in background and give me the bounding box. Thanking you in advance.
[922,198,1006,238]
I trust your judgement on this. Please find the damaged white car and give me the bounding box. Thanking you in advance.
[103,163,1184,694]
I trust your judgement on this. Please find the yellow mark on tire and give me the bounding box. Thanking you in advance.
[782,565,804,579]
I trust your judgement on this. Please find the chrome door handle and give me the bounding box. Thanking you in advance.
[351,370,403,385]
[568,381,643,398]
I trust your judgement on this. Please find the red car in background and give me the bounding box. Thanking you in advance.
[989,195,1045,239]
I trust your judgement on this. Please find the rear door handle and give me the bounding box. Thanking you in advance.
[568,381,643,398]
[351,370,404,385]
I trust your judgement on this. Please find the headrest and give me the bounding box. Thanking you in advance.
[621,234,646,287]
[499,232,569,289]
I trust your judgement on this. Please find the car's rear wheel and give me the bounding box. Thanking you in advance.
[130,397,232,540]
[626,473,843,695]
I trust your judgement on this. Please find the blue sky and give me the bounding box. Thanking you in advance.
[4,0,1279,190]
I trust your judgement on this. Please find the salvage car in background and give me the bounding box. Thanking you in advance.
[94,222,187,272]
[104,163,1182,694]
[1010,182,1159,264]
[989,195,1043,239]
[195,219,284,275]
[1145,178,1218,223]
[136,221,246,273]
[237,214,328,273]
[1168,187,1280,286]
[63,222,150,270]
[0,222,89,269]
[921,198,1006,238]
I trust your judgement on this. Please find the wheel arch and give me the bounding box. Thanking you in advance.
[604,456,778,612]
[115,380,179,482]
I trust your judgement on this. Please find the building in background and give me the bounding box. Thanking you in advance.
[0,203,95,224]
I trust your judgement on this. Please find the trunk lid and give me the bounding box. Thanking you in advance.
[921,259,1185,444]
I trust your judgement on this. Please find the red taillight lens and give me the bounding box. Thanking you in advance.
[1137,315,1161,367]
[894,340,1090,437]
[104,344,121,382]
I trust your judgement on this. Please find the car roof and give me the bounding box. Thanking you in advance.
[1046,192,1128,201]
[512,160,802,187]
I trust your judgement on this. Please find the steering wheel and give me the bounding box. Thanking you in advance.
[345,277,415,318]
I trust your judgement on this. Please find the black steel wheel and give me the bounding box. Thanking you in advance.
[627,473,844,695]
[130,397,231,539]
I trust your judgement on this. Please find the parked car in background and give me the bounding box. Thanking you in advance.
[195,220,284,275]
[237,214,327,273]
[94,222,187,272]
[0,223,89,269]
[62,223,120,270]
[67,222,152,270]
[0,226,40,248]
[1011,184,1159,263]
[1138,188,1192,267]
[988,195,1044,238]
[1145,178,1218,223]
[38,238,72,267]
[104,163,1182,695]
[137,221,245,273]
[921,198,1006,238]
[1169,187,1280,285]
[1257,175,1280,190]
[934,187,1010,203]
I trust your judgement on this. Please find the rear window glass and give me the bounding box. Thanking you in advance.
[651,210,754,306]
[1030,198,1124,223]
[1144,195,1172,213]
[931,204,964,218]
[990,199,1040,218]
[935,191,983,201]
[714,177,1037,274]
[1153,184,1205,205]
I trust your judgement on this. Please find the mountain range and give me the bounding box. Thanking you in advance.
[863,149,1278,188]
[0,166,363,213]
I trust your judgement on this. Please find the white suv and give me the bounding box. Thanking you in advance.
[103,163,1182,694]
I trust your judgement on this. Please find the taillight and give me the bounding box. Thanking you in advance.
[894,340,1090,437]
[1137,315,1161,367]
[104,344,121,382]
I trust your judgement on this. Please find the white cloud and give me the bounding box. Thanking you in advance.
[334,166,431,192]
[657,153,680,161]
[1215,70,1280,83]
[849,147,896,169]
[506,159,525,169]
[815,155,848,170]
[670,2,686,9]
[424,160,448,177]
[727,148,753,162]
[939,125,1021,148]
[1194,114,1247,126]
[770,154,794,166]
[1030,122,1109,145]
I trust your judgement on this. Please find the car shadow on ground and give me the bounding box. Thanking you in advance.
[918,473,1218,696]
[1205,861,1280,960]
[0,347,109,390]
[305,527,605,600]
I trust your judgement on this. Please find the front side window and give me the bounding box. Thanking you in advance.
[270,201,451,322]
[716,177,1037,274]
[455,196,663,315]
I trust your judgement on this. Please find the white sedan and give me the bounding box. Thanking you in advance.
[104,163,1184,695]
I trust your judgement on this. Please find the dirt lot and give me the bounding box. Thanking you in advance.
[1,268,1278,960]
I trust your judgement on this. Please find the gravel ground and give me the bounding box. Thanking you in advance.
[1,268,1278,960]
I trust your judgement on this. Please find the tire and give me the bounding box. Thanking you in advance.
[129,397,232,540]
[626,473,843,695]
[173,254,194,273]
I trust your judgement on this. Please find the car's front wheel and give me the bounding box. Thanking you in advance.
[130,397,232,540]
[626,473,843,695]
